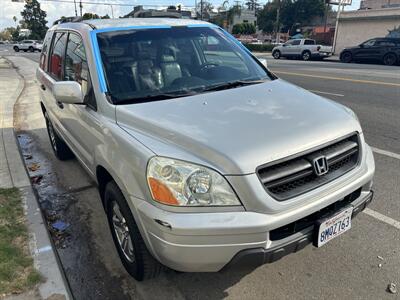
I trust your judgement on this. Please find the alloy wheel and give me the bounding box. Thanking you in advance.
[111,201,135,262]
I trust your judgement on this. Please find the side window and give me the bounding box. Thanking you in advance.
[64,33,96,109]
[363,39,376,47]
[376,41,395,47]
[49,32,67,80]
[291,40,301,46]
[39,32,53,71]
[304,39,315,45]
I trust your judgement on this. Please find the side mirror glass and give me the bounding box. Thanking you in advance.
[258,58,268,68]
[53,81,84,104]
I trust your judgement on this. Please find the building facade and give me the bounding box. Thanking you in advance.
[334,8,400,53]
[360,0,400,9]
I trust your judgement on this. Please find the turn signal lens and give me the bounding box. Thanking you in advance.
[148,177,179,205]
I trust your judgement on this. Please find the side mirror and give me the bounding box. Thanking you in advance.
[359,44,364,48]
[53,81,84,104]
[282,44,287,47]
[258,58,268,68]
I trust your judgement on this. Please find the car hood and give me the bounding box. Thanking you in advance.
[116,79,361,175]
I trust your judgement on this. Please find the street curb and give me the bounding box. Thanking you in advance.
[1,57,72,300]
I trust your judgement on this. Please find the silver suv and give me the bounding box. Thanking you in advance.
[37,18,375,281]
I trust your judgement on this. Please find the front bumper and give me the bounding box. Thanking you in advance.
[222,191,373,271]
[134,144,374,272]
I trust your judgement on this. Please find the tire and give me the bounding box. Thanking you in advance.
[105,181,163,281]
[29,46,34,52]
[273,50,281,59]
[340,51,352,63]
[301,51,311,61]
[383,53,397,66]
[44,112,74,160]
[13,46,19,52]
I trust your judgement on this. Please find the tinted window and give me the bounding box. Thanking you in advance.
[304,39,315,45]
[64,33,95,109]
[49,32,67,80]
[39,31,53,71]
[376,40,396,47]
[97,27,272,104]
[291,40,301,46]
[362,39,376,47]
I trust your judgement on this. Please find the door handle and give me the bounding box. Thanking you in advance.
[40,84,46,91]
[56,101,64,109]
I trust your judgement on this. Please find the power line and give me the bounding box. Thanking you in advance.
[37,0,195,8]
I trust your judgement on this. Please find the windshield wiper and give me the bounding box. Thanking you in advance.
[201,79,267,93]
[116,91,197,105]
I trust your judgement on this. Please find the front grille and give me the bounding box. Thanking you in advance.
[270,188,362,241]
[257,134,360,201]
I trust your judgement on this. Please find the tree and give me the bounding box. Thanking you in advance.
[82,13,110,20]
[232,23,256,34]
[197,1,214,19]
[257,0,325,33]
[245,0,261,11]
[20,0,48,40]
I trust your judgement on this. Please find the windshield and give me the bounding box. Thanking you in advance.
[97,27,273,104]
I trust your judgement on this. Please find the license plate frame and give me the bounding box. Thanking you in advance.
[313,206,354,247]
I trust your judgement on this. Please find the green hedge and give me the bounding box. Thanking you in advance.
[243,43,274,52]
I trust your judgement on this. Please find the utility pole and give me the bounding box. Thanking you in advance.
[332,0,343,54]
[73,0,78,16]
[200,0,203,20]
[276,0,281,43]
[110,4,114,18]
[79,0,82,17]
[323,0,329,44]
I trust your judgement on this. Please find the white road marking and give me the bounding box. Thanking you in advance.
[371,147,400,160]
[363,208,400,230]
[309,90,344,97]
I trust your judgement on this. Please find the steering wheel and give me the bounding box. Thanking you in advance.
[199,63,219,71]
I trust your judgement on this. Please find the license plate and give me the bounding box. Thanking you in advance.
[314,206,353,247]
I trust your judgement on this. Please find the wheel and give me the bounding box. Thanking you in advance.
[13,46,19,52]
[105,181,163,281]
[29,46,34,52]
[340,52,352,63]
[44,112,74,160]
[273,50,281,59]
[301,51,311,61]
[383,53,397,66]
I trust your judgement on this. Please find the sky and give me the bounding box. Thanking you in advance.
[0,0,361,30]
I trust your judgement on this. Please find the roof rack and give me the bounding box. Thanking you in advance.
[53,16,83,25]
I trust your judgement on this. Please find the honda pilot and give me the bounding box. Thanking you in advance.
[37,18,375,281]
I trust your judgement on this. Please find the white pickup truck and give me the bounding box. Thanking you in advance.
[272,39,332,61]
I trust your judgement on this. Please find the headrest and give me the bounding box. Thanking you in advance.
[160,55,175,63]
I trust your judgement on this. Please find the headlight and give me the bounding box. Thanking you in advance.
[147,157,241,207]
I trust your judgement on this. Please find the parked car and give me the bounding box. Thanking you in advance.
[272,39,332,61]
[340,37,400,66]
[13,40,42,52]
[37,18,374,281]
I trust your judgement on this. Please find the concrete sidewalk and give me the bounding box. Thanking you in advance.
[0,57,71,300]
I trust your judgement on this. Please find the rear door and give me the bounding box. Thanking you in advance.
[40,31,68,138]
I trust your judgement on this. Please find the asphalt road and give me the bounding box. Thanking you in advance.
[6,48,400,300]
